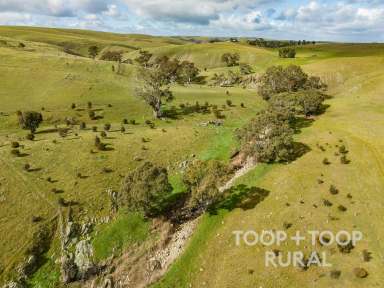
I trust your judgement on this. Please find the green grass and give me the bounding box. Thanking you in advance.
[27,257,60,288]
[92,211,150,261]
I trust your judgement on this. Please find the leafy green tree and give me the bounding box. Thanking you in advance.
[100,51,123,62]
[136,63,174,118]
[17,111,43,133]
[119,162,172,216]
[240,63,253,75]
[177,60,200,84]
[88,45,99,59]
[258,65,314,100]
[221,53,240,67]
[135,50,152,67]
[279,47,296,58]
[237,110,295,163]
[183,160,230,210]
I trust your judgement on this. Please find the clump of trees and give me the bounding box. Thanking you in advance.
[279,47,296,58]
[119,162,173,216]
[17,111,43,133]
[182,160,230,211]
[248,38,316,48]
[237,109,295,163]
[258,65,326,100]
[240,63,253,75]
[221,53,240,67]
[135,52,201,118]
[237,65,328,163]
[100,51,123,62]
[88,45,99,59]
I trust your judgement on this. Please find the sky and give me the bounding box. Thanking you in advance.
[0,0,384,42]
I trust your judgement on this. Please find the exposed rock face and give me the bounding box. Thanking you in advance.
[2,281,25,288]
[59,209,98,284]
[61,253,78,284]
[75,240,97,279]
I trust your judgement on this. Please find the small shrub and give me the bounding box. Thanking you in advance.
[104,123,111,131]
[213,109,224,119]
[108,104,112,107]
[338,205,347,212]
[88,110,96,120]
[31,216,42,223]
[339,145,348,154]
[80,122,86,130]
[226,99,233,107]
[92,126,97,132]
[340,155,350,164]
[88,102,92,109]
[58,197,66,206]
[47,177,52,183]
[322,158,330,165]
[11,149,20,157]
[58,128,67,138]
[71,103,76,109]
[95,136,101,146]
[129,119,136,125]
[323,199,333,207]
[329,185,339,195]
[24,163,31,171]
[121,126,126,133]
[240,103,245,108]
[11,141,20,148]
[123,119,128,124]
[100,131,107,138]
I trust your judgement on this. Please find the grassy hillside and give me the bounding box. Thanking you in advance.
[154,51,384,288]
[0,26,265,284]
[0,26,383,287]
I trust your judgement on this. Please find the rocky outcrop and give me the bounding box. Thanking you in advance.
[59,208,99,284]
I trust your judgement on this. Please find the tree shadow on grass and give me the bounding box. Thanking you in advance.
[209,184,270,215]
[290,142,311,161]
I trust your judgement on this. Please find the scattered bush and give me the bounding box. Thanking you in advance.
[322,158,331,165]
[104,123,111,131]
[58,128,67,138]
[122,119,128,124]
[100,131,107,138]
[339,145,348,154]
[11,149,20,157]
[119,162,173,216]
[221,53,240,67]
[226,99,233,107]
[239,63,253,75]
[100,51,123,62]
[329,185,339,195]
[340,155,351,164]
[129,119,136,125]
[71,103,76,109]
[58,197,66,207]
[88,110,96,120]
[11,141,20,148]
[24,163,31,171]
[279,47,296,58]
[17,111,43,133]
[240,103,245,108]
